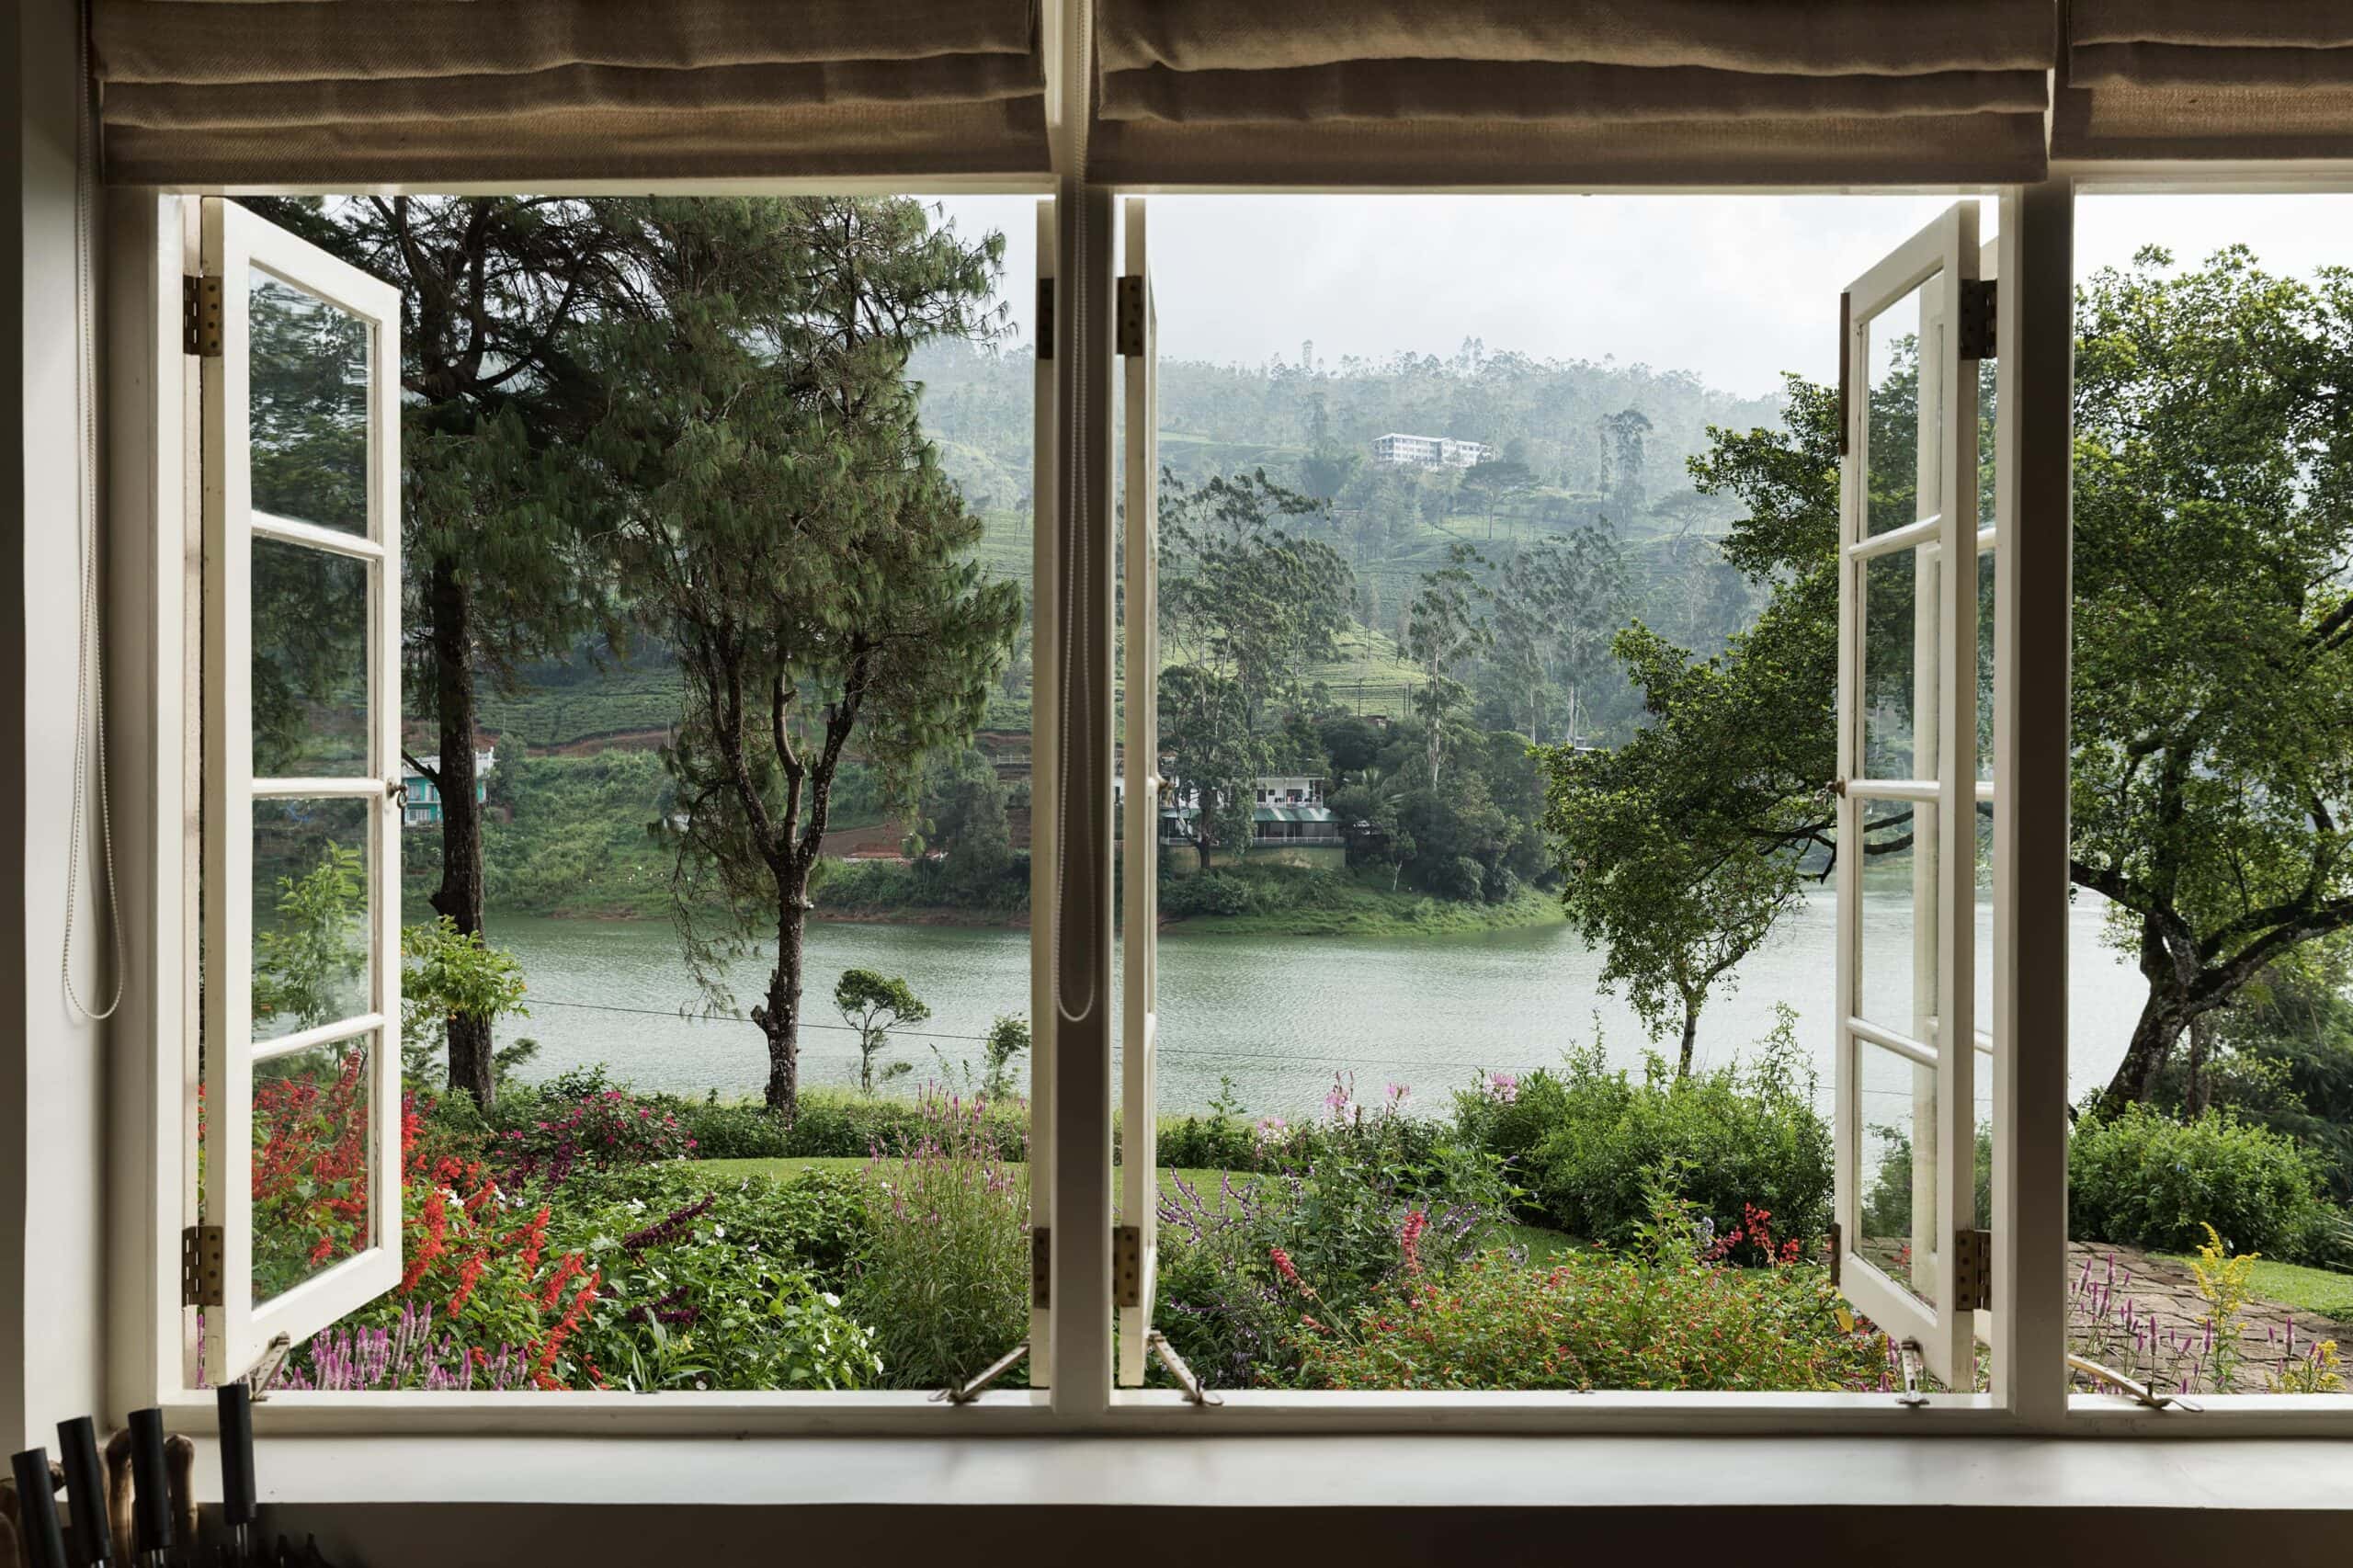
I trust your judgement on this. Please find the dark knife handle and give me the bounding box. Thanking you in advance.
[14,1447,69,1568]
[54,1418,109,1566]
[125,1411,170,1556]
[216,1384,256,1528]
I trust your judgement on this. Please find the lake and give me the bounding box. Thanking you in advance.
[490,885,2151,1119]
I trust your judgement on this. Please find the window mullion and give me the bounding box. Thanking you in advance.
[1043,178,1118,1421]
[1991,178,2075,1428]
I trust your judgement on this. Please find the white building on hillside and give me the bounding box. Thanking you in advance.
[1371,432,1495,470]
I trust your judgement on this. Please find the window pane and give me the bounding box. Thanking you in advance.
[252,1032,376,1304]
[253,538,369,778]
[1857,1036,1938,1307]
[1865,279,1935,538]
[1857,798,1936,1038]
[1975,545,1995,783]
[1975,799,1995,1028]
[249,274,369,537]
[1860,547,1935,781]
[252,795,372,1040]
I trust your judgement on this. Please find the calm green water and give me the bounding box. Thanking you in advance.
[489,886,2149,1118]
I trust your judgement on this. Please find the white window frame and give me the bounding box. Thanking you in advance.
[199,196,406,1386]
[104,171,2353,1440]
[1830,201,1983,1390]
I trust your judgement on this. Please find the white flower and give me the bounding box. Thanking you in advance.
[823,1291,842,1307]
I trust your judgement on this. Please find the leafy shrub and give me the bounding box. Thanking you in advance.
[1473,1010,1833,1250]
[668,1095,794,1159]
[400,915,530,1090]
[290,1119,881,1392]
[556,1168,881,1391]
[1294,1245,1881,1392]
[781,1087,1028,1161]
[1162,871,1256,919]
[250,1047,372,1301]
[844,1090,1032,1388]
[1154,1085,1509,1390]
[2068,1104,2332,1261]
[494,1085,697,1186]
[1428,856,1484,903]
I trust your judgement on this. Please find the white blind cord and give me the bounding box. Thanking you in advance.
[63,0,124,1023]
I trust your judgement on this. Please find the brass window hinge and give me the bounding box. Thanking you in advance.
[1959,278,1997,361]
[1117,274,1146,358]
[1114,1223,1143,1308]
[1952,1227,1993,1312]
[1030,1225,1051,1307]
[181,1224,223,1307]
[183,274,222,357]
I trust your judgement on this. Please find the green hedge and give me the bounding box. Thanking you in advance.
[1456,1019,1833,1249]
[2068,1104,2333,1262]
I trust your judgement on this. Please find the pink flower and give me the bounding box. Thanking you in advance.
[1486,1072,1519,1104]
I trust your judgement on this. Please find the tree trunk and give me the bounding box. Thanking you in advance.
[2096,919,2192,1117]
[754,876,807,1116]
[1194,833,1212,874]
[426,557,495,1109]
[1677,999,1699,1079]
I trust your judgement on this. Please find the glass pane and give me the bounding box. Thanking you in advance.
[1865,279,1936,538]
[248,274,369,536]
[1974,799,1995,1028]
[1975,545,1995,782]
[253,538,369,778]
[252,795,372,1040]
[1857,1037,1938,1307]
[251,1032,376,1304]
[1857,798,1937,1038]
[1975,356,1998,532]
[1860,547,1936,781]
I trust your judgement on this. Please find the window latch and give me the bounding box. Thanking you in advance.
[2067,1354,2201,1414]
[1896,1339,1929,1407]
[931,1341,1029,1405]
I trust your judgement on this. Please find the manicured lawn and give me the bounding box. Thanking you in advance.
[2157,1252,2353,1321]
[691,1154,1577,1260]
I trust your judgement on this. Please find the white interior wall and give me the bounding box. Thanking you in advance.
[2,0,111,1452]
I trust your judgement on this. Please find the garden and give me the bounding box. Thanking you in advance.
[249,980,2353,1396]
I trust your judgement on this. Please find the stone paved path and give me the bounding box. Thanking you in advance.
[2066,1241,2350,1394]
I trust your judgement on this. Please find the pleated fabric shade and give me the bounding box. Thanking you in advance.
[1090,0,2056,185]
[93,0,1050,185]
[2054,1,2353,161]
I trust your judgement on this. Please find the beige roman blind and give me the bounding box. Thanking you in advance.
[92,0,1049,185]
[1090,0,2056,185]
[2054,1,2353,160]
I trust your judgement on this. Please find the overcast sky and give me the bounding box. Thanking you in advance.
[932,192,2350,402]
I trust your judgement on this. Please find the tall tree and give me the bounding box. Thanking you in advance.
[1156,468,1354,866]
[1486,528,1631,746]
[1404,544,1492,786]
[1548,248,2353,1110]
[2072,248,2353,1111]
[246,196,645,1106]
[1161,665,1268,870]
[590,198,1021,1116]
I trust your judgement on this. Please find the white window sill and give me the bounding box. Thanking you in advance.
[202,1430,2353,1513]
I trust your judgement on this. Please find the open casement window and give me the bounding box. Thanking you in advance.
[1117,196,1161,1389]
[199,197,404,1382]
[1833,203,1988,1392]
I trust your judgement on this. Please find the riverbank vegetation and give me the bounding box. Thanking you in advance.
[262,1028,2349,1395]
